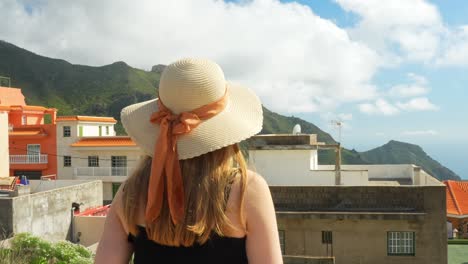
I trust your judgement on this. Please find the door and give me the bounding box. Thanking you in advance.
[111,156,127,176]
[27,144,40,163]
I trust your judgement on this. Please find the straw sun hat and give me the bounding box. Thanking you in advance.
[121,58,263,160]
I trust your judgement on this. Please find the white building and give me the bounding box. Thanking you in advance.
[0,111,9,177]
[56,116,143,202]
[248,134,439,186]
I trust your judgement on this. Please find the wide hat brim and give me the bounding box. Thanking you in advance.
[121,82,263,160]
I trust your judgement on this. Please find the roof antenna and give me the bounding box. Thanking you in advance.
[331,120,343,144]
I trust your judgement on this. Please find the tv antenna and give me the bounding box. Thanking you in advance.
[331,120,343,144]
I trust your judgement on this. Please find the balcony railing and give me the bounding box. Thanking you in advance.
[10,154,48,164]
[74,167,135,177]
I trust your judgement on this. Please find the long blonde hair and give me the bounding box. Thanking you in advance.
[122,143,247,246]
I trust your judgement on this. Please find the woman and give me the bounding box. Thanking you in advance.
[95,58,283,263]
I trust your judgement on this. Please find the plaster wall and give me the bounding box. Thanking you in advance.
[0,112,9,176]
[249,149,318,184]
[74,216,106,247]
[78,123,116,137]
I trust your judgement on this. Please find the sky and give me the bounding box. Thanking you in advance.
[0,0,467,178]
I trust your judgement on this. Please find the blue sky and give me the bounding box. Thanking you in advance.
[1,0,467,178]
[289,0,468,178]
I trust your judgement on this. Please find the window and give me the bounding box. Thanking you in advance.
[387,231,415,256]
[322,231,333,244]
[111,156,127,176]
[79,126,83,137]
[88,156,99,167]
[63,126,71,137]
[278,230,285,254]
[64,156,72,167]
[99,126,102,136]
[106,126,110,135]
[22,115,27,125]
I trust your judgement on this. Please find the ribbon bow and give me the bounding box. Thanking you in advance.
[146,90,228,225]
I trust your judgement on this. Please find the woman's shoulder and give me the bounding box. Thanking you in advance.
[243,170,272,212]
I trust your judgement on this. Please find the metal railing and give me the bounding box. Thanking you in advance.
[10,154,48,164]
[74,167,134,177]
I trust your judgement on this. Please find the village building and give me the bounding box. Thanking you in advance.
[56,116,143,203]
[444,180,468,239]
[0,87,58,179]
[248,134,447,264]
[0,110,9,177]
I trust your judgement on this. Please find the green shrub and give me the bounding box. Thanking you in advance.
[448,239,468,245]
[0,233,93,264]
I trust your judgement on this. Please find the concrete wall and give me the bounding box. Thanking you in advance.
[0,180,103,241]
[74,216,106,247]
[0,112,8,177]
[272,186,447,264]
[284,256,334,264]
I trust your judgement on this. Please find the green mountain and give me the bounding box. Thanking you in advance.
[0,40,460,180]
[359,140,460,180]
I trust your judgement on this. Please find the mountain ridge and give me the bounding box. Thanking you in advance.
[0,40,460,180]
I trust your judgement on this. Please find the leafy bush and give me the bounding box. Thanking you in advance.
[448,239,468,245]
[0,233,93,264]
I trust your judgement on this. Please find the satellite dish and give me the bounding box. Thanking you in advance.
[292,124,301,135]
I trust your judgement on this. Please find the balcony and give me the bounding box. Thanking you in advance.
[10,154,48,164]
[73,167,135,182]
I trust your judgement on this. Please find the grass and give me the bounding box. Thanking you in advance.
[448,244,468,264]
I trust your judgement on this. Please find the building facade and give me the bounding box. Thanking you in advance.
[0,87,58,179]
[248,134,447,264]
[56,116,143,202]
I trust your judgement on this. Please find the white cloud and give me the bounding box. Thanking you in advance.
[336,0,443,63]
[338,113,353,121]
[0,0,381,114]
[387,73,429,97]
[358,99,400,116]
[436,26,468,66]
[396,97,439,111]
[402,130,438,136]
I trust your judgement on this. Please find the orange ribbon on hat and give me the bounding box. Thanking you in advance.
[146,90,229,225]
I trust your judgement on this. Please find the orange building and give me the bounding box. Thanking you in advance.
[0,87,58,179]
[445,180,468,239]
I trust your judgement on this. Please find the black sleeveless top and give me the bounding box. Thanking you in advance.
[127,169,247,263]
[128,226,248,264]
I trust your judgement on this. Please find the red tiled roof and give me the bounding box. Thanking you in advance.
[71,137,137,147]
[0,105,53,112]
[0,87,26,106]
[445,180,468,216]
[75,205,110,216]
[57,116,117,123]
[9,127,46,136]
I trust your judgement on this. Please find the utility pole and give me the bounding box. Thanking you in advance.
[331,120,343,185]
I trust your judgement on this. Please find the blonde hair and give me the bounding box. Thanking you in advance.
[122,144,247,246]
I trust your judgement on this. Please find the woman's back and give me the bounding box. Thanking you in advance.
[95,58,283,263]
